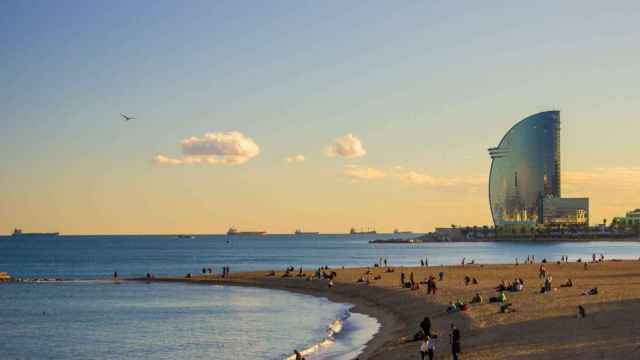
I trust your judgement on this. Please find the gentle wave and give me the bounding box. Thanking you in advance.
[283,309,351,360]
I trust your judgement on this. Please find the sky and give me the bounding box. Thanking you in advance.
[1,0,639,234]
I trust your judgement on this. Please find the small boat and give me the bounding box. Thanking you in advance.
[227,227,266,236]
[177,235,195,239]
[294,229,320,235]
[11,228,59,237]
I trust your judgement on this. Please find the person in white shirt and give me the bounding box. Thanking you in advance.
[420,334,435,360]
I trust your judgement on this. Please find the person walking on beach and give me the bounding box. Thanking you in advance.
[450,324,461,360]
[420,316,432,336]
[420,334,435,360]
[400,272,405,288]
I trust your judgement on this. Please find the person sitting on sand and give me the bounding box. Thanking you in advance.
[471,293,483,304]
[456,298,468,311]
[472,277,478,285]
[582,287,598,296]
[438,271,444,281]
[447,301,458,314]
[464,276,471,286]
[560,278,573,288]
[578,305,586,318]
[499,290,507,303]
[496,280,508,292]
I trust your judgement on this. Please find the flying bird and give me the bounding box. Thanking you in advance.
[120,113,135,121]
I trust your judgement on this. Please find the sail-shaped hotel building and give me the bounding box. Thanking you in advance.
[488,111,588,228]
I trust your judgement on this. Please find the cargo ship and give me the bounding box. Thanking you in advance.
[294,229,320,235]
[227,227,266,236]
[350,227,376,235]
[11,229,59,237]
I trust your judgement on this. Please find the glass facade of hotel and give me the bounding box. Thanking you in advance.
[488,111,561,227]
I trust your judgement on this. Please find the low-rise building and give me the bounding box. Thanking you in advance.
[541,197,589,227]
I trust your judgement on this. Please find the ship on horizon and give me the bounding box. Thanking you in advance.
[294,229,320,235]
[350,227,376,235]
[227,227,266,236]
[11,228,60,237]
[393,229,413,235]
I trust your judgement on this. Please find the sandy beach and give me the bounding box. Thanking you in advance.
[147,260,640,359]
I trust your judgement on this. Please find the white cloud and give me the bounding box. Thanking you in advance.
[343,165,386,181]
[286,154,305,163]
[396,169,486,188]
[324,134,366,158]
[155,131,260,165]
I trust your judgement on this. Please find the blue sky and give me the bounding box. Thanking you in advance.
[1,1,639,233]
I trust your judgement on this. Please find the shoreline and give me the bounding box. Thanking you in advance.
[135,260,640,359]
[138,273,424,359]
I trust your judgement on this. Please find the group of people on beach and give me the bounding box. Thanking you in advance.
[416,317,461,360]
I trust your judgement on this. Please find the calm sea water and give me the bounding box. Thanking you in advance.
[2,234,640,359]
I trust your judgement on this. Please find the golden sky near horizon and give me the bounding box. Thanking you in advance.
[1,2,639,234]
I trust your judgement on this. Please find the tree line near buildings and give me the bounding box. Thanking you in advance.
[454,221,640,239]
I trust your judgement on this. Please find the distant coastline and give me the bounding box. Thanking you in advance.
[370,234,640,244]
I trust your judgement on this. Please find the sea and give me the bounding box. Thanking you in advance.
[2,234,640,360]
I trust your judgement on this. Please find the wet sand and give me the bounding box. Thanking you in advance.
[146,260,640,359]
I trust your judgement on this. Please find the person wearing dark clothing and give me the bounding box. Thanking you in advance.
[420,316,432,336]
[400,272,405,288]
[450,324,461,360]
[439,271,444,281]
